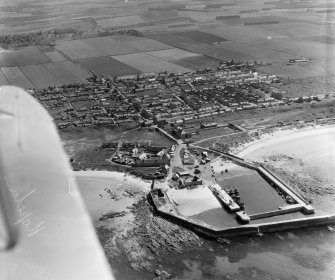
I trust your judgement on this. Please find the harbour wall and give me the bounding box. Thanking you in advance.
[158,205,335,238]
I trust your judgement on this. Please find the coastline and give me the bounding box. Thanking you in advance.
[235,124,335,158]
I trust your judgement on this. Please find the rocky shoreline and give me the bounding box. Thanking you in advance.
[96,195,203,278]
[263,154,335,206]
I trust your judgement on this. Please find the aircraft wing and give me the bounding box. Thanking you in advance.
[0,86,114,280]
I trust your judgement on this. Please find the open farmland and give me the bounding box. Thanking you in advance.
[147,48,200,61]
[173,55,219,70]
[56,40,105,60]
[174,30,227,44]
[2,67,34,88]
[258,59,335,79]
[122,38,172,52]
[306,36,335,45]
[241,16,293,25]
[42,62,88,85]
[217,42,293,63]
[81,36,139,56]
[201,25,287,43]
[0,70,8,85]
[43,51,67,62]
[76,56,139,76]
[147,32,256,61]
[256,22,330,35]
[54,61,90,83]
[177,10,225,23]
[140,10,181,23]
[246,38,333,60]
[261,22,331,38]
[20,64,61,88]
[0,46,50,67]
[112,52,191,73]
[97,15,144,28]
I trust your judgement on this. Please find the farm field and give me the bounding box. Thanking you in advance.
[201,25,287,43]
[55,40,105,60]
[81,36,139,56]
[43,51,67,62]
[0,70,8,85]
[20,64,61,88]
[56,61,91,82]
[306,36,335,45]
[246,38,333,60]
[173,55,219,70]
[177,10,230,23]
[97,15,144,28]
[42,62,87,85]
[256,22,330,35]
[147,32,256,61]
[112,52,191,73]
[76,56,140,76]
[2,67,34,88]
[174,30,227,44]
[217,42,293,63]
[258,59,335,79]
[123,38,173,52]
[0,46,50,67]
[146,48,200,61]
[140,10,181,23]
[241,16,295,25]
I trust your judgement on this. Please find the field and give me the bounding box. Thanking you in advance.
[121,127,175,146]
[0,46,50,67]
[217,42,293,63]
[257,22,329,35]
[20,64,61,88]
[140,10,181,22]
[174,30,227,44]
[76,56,140,76]
[2,67,34,88]
[112,52,191,73]
[202,25,287,43]
[147,32,256,61]
[81,36,139,56]
[177,10,224,22]
[56,40,105,60]
[146,48,200,61]
[247,39,333,60]
[97,15,144,28]
[0,70,8,85]
[242,16,294,25]
[306,36,335,45]
[58,61,91,82]
[259,58,335,79]
[173,55,219,70]
[122,38,172,52]
[43,51,67,62]
[1,60,91,88]
[192,126,236,143]
[42,61,88,85]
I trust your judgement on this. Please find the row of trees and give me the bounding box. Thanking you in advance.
[0,28,143,48]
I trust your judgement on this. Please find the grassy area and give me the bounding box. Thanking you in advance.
[192,126,236,142]
[273,75,335,97]
[196,132,251,151]
[122,127,175,146]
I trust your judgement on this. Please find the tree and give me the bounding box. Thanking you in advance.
[271,91,283,100]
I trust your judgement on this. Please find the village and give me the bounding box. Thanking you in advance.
[29,60,325,132]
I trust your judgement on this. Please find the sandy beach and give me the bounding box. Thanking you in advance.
[236,125,335,160]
